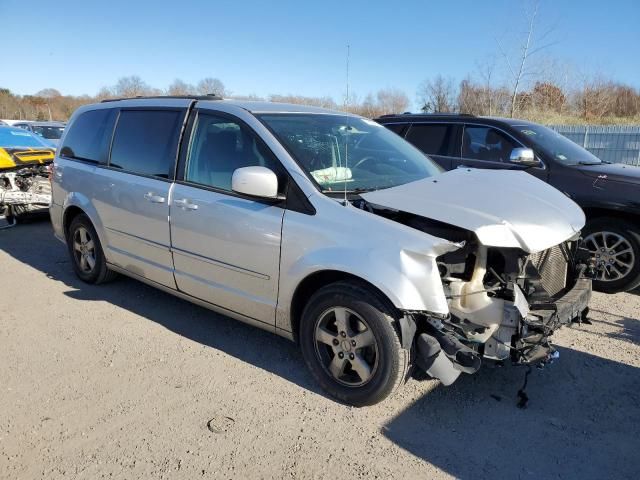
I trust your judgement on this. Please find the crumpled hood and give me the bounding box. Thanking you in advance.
[362,168,585,253]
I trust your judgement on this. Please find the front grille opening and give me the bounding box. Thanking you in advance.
[527,244,570,297]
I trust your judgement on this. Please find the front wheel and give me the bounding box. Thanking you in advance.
[583,218,640,293]
[299,281,408,406]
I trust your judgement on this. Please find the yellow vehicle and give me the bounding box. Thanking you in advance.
[0,126,54,228]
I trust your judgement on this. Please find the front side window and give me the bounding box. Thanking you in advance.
[109,110,183,177]
[259,114,441,193]
[462,126,518,162]
[406,123,453,156]
[60,109,117,163]
[185,113,283,192]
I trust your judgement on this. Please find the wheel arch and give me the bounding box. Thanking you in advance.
[583,207,640,228]
[289,270,401,344]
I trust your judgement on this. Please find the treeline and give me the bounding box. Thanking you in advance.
[419,74,640,124]
[1,74,639,124]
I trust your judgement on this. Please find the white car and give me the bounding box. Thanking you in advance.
[50,96,592,405]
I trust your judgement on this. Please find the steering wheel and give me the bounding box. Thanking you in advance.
[352,156,376,169]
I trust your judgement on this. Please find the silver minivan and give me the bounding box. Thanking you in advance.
[50,96,592,405]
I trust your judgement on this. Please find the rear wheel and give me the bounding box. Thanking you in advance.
[299,281,408,406]
[583,218,640,293]
[67,214,117,284]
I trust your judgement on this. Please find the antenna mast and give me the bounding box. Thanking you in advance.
[343,44,350,206]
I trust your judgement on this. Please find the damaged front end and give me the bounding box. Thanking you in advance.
[413,232,592,385]
[0,148,53,228]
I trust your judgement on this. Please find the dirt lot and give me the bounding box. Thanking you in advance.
[1,220,639,479]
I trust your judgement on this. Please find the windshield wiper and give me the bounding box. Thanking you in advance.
[570,160,603,166]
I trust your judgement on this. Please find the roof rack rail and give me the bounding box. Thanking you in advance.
[101,94,223,103]
[378,112,475,118]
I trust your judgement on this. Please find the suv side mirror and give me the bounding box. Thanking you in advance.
[232,166,279,199]
[509,148,540,166]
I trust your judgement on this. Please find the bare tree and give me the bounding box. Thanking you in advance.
[496,0,557,117]
[376,88,410,115]
[417,75,456,113]
[197,77,227,97]
[113,76,152,97]
[167,79,195,96]
[35,88,62,98]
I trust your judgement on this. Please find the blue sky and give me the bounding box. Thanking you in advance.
[1,0,638,107]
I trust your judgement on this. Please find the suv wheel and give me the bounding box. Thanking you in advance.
[299,281,408,406]
[583,218,640,293]
[67,214,117,284]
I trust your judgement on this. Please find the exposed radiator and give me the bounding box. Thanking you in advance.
[528,243,569,297]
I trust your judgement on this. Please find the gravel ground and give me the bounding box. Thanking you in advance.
[1,220,639,479]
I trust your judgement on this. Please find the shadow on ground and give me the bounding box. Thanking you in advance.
[0,220,319,398]
[2,221,640,479]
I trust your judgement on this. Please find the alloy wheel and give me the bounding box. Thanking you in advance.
[73,226,96,273]
[584,231,635,282]
[313,307,379,387]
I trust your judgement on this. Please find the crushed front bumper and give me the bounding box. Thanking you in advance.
[516,278,592,364]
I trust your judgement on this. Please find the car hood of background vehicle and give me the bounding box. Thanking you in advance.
[361,168,585,253]
[576,162,640,185]
[0,147,55,170]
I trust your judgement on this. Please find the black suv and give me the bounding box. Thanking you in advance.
[376,114,640,293]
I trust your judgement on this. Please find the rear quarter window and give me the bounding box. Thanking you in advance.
[405,123,453,156]
[60,109,117,163]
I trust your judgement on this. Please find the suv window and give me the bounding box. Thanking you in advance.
[462,126,518,162]
[60,109,117,163]
[384,123,408,136]
[406,123,453,156]
[185,113,283,193]
[109,110,183,178]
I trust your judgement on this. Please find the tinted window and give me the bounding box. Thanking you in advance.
[110,110,183,178]
[462,126,518,162]
[60,109,117,163]
[185,113,283,192]
[406,124,452,156]
[384,123,408,136]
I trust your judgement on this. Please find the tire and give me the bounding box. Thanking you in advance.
[66,214,117,284]
[299,280,409,406]
[582,218,640,293]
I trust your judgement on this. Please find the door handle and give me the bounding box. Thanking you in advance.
[144,192,166,203]
[174,198,198,210]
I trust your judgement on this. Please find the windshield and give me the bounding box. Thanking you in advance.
[259,113,442,192]
[0,128,52,148]
[32,125,64,139]
[515,124,602,165]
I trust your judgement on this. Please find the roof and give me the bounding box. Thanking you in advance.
[375,113,542,127]
[98,95,348,115]
[27,121,66,127]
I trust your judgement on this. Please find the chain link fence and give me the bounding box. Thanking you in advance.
[548,125,640,166]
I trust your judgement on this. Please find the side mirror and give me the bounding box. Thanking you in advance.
[232,166,279,199]
[509,148,540,166]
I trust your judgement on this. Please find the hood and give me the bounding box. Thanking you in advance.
[362,168,585,253]
[0,147,55,170]
[574,162,640,186]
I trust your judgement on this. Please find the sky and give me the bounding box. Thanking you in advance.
[1,0,639,108]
